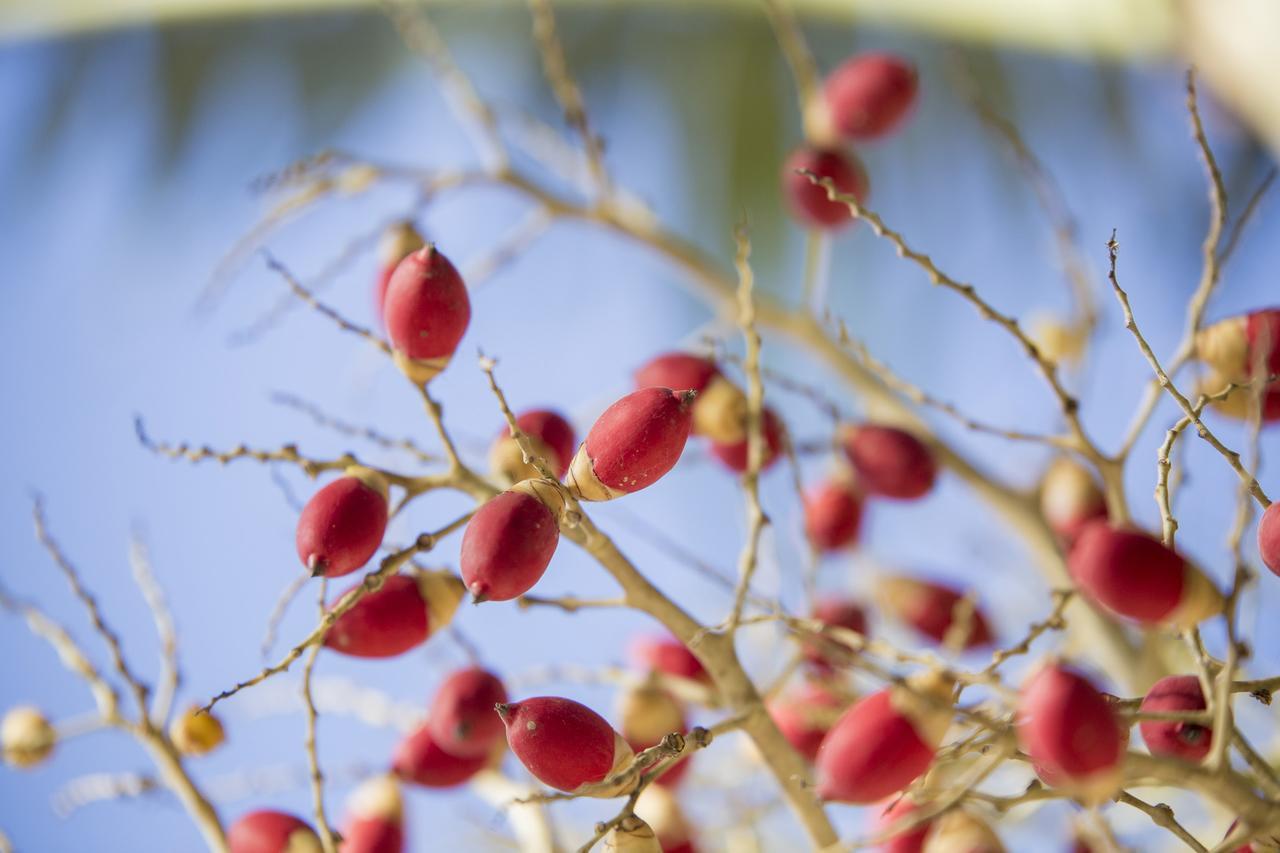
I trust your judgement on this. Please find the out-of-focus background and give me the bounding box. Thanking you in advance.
[1,1,1278,850]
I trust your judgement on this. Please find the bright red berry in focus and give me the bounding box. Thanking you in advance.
[823,53,918,140]
[497,697,633,795]
[569,387,695,501]
[296,468,389,578]
[460,480,564,602]
[384,245,470,384]
[782,146,869,230]
[323,569,464,658]
[841,424,937,500]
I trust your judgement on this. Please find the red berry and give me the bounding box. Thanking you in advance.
[628,635,710,685]
[874,576,992,649]
[489,409,577,483]
[497,697,633,794]
[228,810,320,853]
[804,478,864,551]
[296,468,389,578]
[374,221,424,326]
[803,596,869,668]
[871,796,931,853]
[427,667,509,759]
[815,672,953,803]
[1016,663,1123,804]
[635,353,748,444]
[1068,521,1221,627]
[1039,457,1108,546]
[1259,501,1280,577]
[460,481,564,602]
[708,407,786,473]
[391,723,490,788]
[340,774,404,853]
[783,146,869,230]
[823,53,918,140]
[383,245,470,384]
[569,388,695,501]
[768,681,849,762]
[323,570,464,658]
[1139,674,1211,763]
[841,424,936,500]
[1196,308,1280,423]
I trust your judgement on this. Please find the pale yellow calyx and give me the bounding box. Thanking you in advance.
[1164,562,1224,629]
[923,809,1005,853]
[343,465,390,502]
[413,568,466,633]
[873,575,922,615]
[509,478,569,519]
[336,163,381,195]
[1039,456,1102,526]
[169,705,225,756]
[802,95,840,149]
[567,445,623,502]
[604,815,662,853]
[1195,316,1249,380]
[692,376,748,444]
[346,773,403,822]
[392,351,451,386]
[284,827,324,853]
[1063,762,1125,808]
[490,434,558,485]
[617,681,685,747]
[1029,313,1086,366]
[634,784,691,846]
[1,706,55,768]
[888,670,957,749]
[378,221,425,268]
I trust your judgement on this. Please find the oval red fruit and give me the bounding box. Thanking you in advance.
[823,53,918,140]
[374,221,425,326]
[628,635,710,685]
[708,407,786,473]
[341,774,404,853]
[1259,502,1280,577]
[815,672,953,804]
[296,469,389,578]
[427,667,509,759]
[460,482,563,602]
[228,810,321,853]
[384,245,470,383]
[490,409,577,483]
[803,596,868,668]
[804,479,864,551]
[875,576,992,649]
[783,146,869,230]
[498,697,632,794]
[635,353,748,444]
[1068,521,1221,627]
[1139,674,1211,763]
[569,388,695,501]
[1016,663,1123,804]
[769,681,849,762]
[392,724,490,788]
[842,424,936,500]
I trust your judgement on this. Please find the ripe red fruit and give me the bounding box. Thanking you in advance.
[1259,501,1280,577]
[1139,674,1211,763]
[874,576,992,649]
[323,569,464,658]
[823,53,918,140]
[427,667,509,759]
[782,146,869,230]
[803,478,864,551]
[628,635,711,685]
[1039,457,1108,546]
[391,723,491,788]
[497,697,633,795]
[768,681,849,762]
[341,774,404,853]
[841,424,937,500]
[617,682,691,787]
[569,388,696,501]
[802,596,869,668]
[1067,521,1221,627]
[489,409,577,483]
[1016,663,1123,804]
[1196,308,1280,423]
[871,796,931,853]
[374,221,424,326]
[383,245,471,384]
[296,468,390,578]
[635,352,748,444]
[708,407,786,473]
[460,480,565,602]
[228,810,320,853]
[815,671,954,803]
